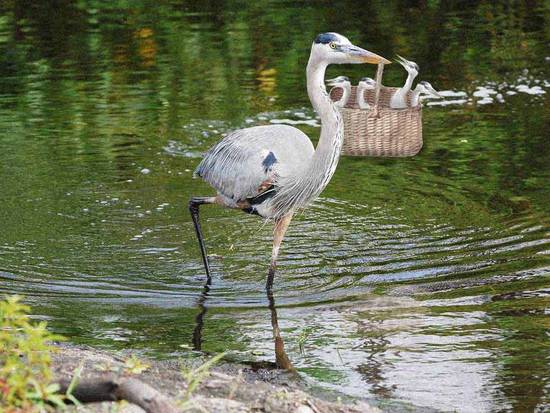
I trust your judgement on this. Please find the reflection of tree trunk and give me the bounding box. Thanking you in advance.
[192,281,210,351]
[266,276,294,371]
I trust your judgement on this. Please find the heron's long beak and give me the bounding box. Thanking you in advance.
[343,45,391,64]
[426,84,443,98]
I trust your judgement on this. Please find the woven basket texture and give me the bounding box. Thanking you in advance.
[330,86,423,157]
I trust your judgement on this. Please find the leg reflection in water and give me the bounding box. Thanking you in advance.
[266,276,294,371]
[192,279,210,351]
[192,272,293,370]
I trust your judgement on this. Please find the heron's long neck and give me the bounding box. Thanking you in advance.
[270,57,343,217]
[411,85,422,106]
[403,71,416,92]
[357,85,370,109]
[303,58,343,193]
[392,71,416,108]
[336,85,350,108]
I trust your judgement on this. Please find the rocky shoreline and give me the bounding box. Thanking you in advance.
[51,343,379,413]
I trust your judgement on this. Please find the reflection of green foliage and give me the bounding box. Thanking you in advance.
[418,276,550,301]
[297,327,314,355]
[301,366,347,384]
[0,296,65,411]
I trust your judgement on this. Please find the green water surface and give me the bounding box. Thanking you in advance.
[0,1,549,412]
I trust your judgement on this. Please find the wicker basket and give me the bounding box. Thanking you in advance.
[329,64,423,157]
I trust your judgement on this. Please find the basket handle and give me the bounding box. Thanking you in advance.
[371,63,385,118]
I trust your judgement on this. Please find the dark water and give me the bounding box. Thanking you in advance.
[1,1,549,412]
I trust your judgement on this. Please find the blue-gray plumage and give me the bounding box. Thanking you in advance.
[189,33,390,292]
[262,151,278,173]
[195,124,314,213]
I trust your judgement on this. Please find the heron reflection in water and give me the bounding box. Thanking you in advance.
[189,33,389,368]
[191,277,293,370]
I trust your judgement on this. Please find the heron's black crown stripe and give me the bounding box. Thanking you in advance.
[314,33,339,44]
[262,151,277,173]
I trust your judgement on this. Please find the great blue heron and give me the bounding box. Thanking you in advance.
[326,75,352,108]
[189,32,389,289]
[390,54,419,109]
[410,80,442,107]
[356,76,377,109]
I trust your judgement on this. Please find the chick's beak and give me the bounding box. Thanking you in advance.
[345,45,391,65]
[395,54,409,65]
[427,85,443,98]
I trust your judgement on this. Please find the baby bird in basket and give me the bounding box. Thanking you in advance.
[410,81,442,107]
[390,54,419,109]
[356,76,377,109]
[326,76,352,108]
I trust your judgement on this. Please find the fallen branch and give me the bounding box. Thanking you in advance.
[57,376,179,413]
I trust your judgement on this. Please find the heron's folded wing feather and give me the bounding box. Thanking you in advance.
[194,125,314,202]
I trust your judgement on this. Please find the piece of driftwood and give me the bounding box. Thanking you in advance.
[57,376,179,413]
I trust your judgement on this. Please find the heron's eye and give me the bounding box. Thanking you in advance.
[329,42,337,50]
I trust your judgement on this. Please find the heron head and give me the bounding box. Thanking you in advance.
[396,55,419,75]
[418,81,442,98]
[326,75,351,88]
[358,77,377,89]
[312,33,390,65]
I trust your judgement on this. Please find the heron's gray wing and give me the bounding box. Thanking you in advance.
[194,125,314,202]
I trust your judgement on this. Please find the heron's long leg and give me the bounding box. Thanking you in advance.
[189,196,216,282]
[266,213,293,291]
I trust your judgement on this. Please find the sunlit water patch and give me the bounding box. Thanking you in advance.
[428,69,548,107]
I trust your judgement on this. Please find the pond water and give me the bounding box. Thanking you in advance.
[0,2,549,412]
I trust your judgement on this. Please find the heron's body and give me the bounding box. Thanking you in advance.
[189,33,388,324]
[189,33,388,368]
[195,124,315,218]
[390,55,419,109]
[195,56,344,220]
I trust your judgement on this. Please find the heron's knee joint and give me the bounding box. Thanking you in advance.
[189,200,199,214]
